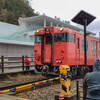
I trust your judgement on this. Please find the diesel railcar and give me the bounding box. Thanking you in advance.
[34,26,99,75]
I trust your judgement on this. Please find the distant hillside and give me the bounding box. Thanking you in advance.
[0,0,38,25]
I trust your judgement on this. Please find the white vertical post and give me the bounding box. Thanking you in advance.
[44,19,46,27]
[57,23,58,27]
[51,22,53,26]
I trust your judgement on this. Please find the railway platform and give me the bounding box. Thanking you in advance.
[0,94,29,100]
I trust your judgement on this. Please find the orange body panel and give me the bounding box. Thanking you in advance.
[34,26,99,67]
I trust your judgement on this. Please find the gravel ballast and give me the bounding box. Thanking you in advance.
[16,79,83,100]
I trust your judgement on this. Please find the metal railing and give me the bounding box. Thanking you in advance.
[0,56,34,73]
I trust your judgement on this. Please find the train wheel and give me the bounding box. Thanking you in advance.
[35,65,42,72]
[41,65,49,76]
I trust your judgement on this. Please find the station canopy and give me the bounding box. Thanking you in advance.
[0,15,96,45]
[18,15,96,36]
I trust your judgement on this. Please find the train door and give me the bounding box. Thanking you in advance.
[76,38,80,62]
[41,34,53,64]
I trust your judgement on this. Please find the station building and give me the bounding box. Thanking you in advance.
[0,15,96,57]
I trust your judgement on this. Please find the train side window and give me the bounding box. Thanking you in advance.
[70,34,73,42]
[87,41,88,51]
[92,41,94,51]
[65,33,69,42]
[46,36,52,44]
[77,38,79,49]
[95,42,96,52]
[82,40,88,52]
[73,34,75,43]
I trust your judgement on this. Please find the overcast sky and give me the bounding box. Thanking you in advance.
[30,0,100,36]
[31,0,99,20]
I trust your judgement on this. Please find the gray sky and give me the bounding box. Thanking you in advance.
[30,0,100,36]
[31,0,100,21]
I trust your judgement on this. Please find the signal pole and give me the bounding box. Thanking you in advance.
[72,10,96,100]
[84,19,87,67]
[71,10,96,67]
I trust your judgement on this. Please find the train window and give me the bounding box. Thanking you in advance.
[92,41,96,52]
[95,42,96,52]
[70,34,73,42]
[77,38,79,49]
[92,41,94,51]
[46,36,52,44]
[66,33,69,42]
[73,34,75,43]
[82,40,88,52]
[54,33,69,42]
[35,35,42,43]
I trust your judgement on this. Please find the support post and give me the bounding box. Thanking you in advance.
[22,56,24,71]
[84,19,87,67]
[1,56,4,73]
[57,23,58,27]
[76,81,79,100]
[51,22,53,26]
[44,19,46,27]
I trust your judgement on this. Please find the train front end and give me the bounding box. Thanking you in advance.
[34,26,68,75]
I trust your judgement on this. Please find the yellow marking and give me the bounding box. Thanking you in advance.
[49,79,53,81]
[16,84,32,90]
[55,77,59,79]
[3,89,10,93]
[43,80,47,83]
[15,84,32,93]
[35,82,39,85]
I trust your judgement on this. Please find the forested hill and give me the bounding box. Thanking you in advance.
[0,0,38,25]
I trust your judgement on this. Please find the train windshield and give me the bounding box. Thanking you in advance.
[35,35,42,43]
[54,33,69,42]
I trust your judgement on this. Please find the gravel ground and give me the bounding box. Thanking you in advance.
[0,73,45,88]
[16,79,83,100]
[0,73,83,100]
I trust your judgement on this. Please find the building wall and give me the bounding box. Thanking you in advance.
[0,43,34,57]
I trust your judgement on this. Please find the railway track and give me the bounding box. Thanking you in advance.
[0,77,49,91]
[0,75,82,95]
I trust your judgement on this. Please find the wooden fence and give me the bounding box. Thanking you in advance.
[0,56,34,73]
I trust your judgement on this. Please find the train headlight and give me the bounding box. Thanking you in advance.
[36,30,39,33]
[60,28,63,31]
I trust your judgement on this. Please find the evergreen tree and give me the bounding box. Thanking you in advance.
[0,0,38,25]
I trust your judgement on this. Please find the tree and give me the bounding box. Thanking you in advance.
[0,0,38,25]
